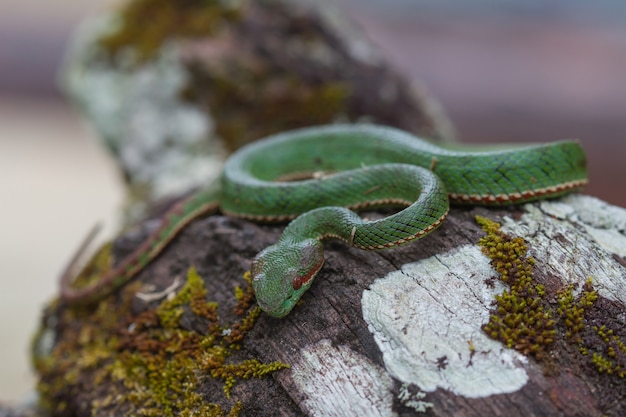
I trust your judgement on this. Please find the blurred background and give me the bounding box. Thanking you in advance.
[1,0,625,404]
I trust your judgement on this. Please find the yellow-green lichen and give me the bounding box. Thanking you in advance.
[35,265,289,416]
[476,215,555,358]
[98,0,243,63]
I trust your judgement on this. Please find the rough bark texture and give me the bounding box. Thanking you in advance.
[35,195,626,417]
[181,0,453,151]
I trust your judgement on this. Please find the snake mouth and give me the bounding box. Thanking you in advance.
[292,257,325,290]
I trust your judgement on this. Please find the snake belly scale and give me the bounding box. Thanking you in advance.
[59,124,588,317]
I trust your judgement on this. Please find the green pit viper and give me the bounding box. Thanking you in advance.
[60,124,588,317]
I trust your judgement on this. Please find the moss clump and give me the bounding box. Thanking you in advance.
[554,278,626,378]
[555,278,625,377]
[589,325,626,378]
[155,266,219,329]
[554,269,626,378]
[476,215,626,385]
[34,265,289,416]
[476,215,556,359]
[557,278,598,340]
[98,0,243,62]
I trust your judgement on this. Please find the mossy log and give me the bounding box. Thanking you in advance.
[42,3,626,415]
[34,194,626,416]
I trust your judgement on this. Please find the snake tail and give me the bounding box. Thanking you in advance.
[59,186,220,304]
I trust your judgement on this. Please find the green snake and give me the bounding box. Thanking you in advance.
[60,124,588,317]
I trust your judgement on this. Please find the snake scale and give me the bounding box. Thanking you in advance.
[60,124,588,317]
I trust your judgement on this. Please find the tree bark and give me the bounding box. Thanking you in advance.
[36,194,626,417]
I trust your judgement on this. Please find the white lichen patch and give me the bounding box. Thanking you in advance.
[397,383,433,413]
[362,245,528,398]
[291,339,397,417]
[501,195,626,305]
[537,194,626,257]
[63,16,225,206]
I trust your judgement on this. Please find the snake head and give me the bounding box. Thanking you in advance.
[251,238,324,318]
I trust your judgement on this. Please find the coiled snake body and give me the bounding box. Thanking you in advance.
[60,125,588,317]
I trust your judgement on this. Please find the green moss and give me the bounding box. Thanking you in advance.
[212,358,289,399]
[590,325,626,377]
[591,352,619,375]
[98,0,243,62]
[35,266,289,416]
[233,271,256,315]
[156,266,218,329]
[557,278,598,340]
[555,276,626,377]
[554,278,626,377]
[476,215,555,359]
[476,215,626,383]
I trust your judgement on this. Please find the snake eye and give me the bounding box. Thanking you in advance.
[292,276,304,290]
[291,257,325,291]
